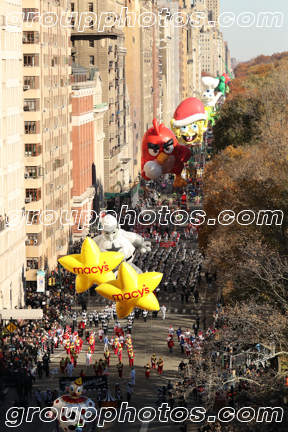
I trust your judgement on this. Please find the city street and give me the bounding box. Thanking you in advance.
[1,248,218,432]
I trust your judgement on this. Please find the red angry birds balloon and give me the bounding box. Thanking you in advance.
[141,119,191,188]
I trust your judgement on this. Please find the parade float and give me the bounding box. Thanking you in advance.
[141,118,191,188]
[93,214,151,274]
[58,238,162,319]
[58,237,124,294]
[170,97,208,146]
[202,76,222,126]
[52,377,96,431]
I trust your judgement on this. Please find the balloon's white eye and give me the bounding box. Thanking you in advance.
[191,124,198,132]
[164,145,174,155]
[148,148,159,157]
[180,126,188,133]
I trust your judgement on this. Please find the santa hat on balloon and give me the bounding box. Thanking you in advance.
[171,97,207,128]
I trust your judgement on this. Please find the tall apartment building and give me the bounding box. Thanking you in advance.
[195,0,230,79]
[123,0,141,179]
[224,41,232,76]
[179,0,193,101]
[71,63,104,239]
[158,1,180,125]
[23,1,73,286]
[92,69,109,211]
[214,30,226,76]
[0,1,26,308]
[200,31,216,76]
[71,0,133,197]
[192,0,208,94]
[207,0,219,30]
[190,26,202,97]
[152,1,161,123]
[140,1,154,137]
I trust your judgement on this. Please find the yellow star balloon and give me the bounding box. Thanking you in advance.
[58,237,124,293]
[96,262,162,318]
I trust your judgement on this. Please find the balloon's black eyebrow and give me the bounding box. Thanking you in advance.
[163,139,174,150]
[148,143,160,151]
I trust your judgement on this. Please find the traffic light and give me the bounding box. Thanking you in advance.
[48,278,52,286]
[52,278,56,285]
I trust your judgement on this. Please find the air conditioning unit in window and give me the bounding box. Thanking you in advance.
[34,240,37,245]
[57,185,61,189]
[42,109,47,113]
[54,83,58,87]
[22,37,27,43]
[41,43,46,47]
[26,267,30,271]
[55,146,59,150]
[44,128,49,132]
[23,85,30,90]
[25,240,30,245]
[25,197,32,203]
[53,42,57,46]
[54,125,59,129]
[61,105,65,109]
[24,172,29,179]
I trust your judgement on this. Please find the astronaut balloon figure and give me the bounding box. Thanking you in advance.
[141,118,191,188]
[94,215,151,273]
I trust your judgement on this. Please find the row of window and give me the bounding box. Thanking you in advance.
[22,9,39,21]
[25,144,42,157]
[72,55,94,65]
[26,188,41,202]
[24,99,40,112]
[71,3,94,12]
[23,31,39,44]
[24,76,40,89]
[25,121,40,134]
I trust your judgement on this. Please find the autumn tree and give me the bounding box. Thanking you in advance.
[178,303,288,431]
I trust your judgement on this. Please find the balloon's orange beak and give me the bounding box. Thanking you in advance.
[157,153,169,164]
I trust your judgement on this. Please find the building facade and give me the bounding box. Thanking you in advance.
[71,63,97,239]
[0,0,26,308]
[140,1,154,137]
[207,0,220,30]
[71,0,133,198]
[123,0,142,179]
[158,1,180,125]
[23,0,73,285]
